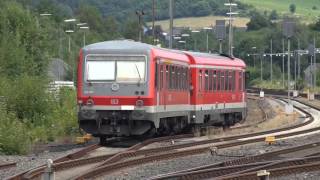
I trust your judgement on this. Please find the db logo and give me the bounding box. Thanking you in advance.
[111,99,119,105]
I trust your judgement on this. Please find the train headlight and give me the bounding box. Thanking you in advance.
[86,98,94,106]
[78,100,83,105]
[136,100,144,107]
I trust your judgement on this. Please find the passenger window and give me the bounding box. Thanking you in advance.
[166,65,169,89]
[209,70,213,91]
[225,70,229,91]
[205,70,209,91]
[213,70,217,91]
[232,71,236,91]
[171,66,175,90]
[183,68,186,90]
[239,71,242,91]
[220,71,224,91]
[199,70,202,92]
[217,70,220,91]
[160,65,163,90]
[155,63,158,89]
[229,71,232,91]
[177,67,181,90]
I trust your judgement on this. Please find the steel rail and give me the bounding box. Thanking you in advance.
[218,160,320,180]
[0,162,16,170]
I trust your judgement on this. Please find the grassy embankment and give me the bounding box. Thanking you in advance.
[242,0,320,22]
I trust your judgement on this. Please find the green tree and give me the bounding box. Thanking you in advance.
[269,10,279,20]
[289,4,296,14]
[311,18,320,31]
[247,11,270,31]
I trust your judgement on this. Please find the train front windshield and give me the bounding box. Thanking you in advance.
[85,55,146,83]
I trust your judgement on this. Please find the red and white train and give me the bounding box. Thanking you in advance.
[77,40,247,141]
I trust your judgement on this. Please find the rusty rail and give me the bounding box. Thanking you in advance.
[0,162,16,170]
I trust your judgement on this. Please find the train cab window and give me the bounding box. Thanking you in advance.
[199,70,202,92]
[205,70,209,91]
[209,70,213,91]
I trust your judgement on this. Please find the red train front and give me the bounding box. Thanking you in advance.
[77,40,247,142]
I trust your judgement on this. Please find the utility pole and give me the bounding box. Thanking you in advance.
[298,39,301,79]
[270,39,273,82]
[152,0,155,44]
[136,10,145,42]
[314,36,317,88]
[225,1,238,57]
[169,0,174,49]
[261,53,263,81]
[294,50,297,90]
[282,38,285,88]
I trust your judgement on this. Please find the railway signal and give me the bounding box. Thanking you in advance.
[215,20,226,54]
[203,27,213,52]
[283,17,295,114]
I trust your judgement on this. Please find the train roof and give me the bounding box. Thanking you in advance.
[184,51,246,68]
[83,40,153,51]
[82,40,246,68]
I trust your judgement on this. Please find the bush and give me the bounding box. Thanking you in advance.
[0,76,79,154]
[0,104,31,154]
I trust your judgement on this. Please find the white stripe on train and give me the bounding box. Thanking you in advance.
[81,102,246,113]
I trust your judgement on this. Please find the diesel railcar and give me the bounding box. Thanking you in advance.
[77,40,247,142]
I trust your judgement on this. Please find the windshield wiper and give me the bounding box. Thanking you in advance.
[135,63,142,87]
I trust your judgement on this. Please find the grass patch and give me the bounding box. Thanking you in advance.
[242,0,320,22]
[148,15,250,31]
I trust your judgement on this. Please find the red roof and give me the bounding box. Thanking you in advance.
[151,47,246,68]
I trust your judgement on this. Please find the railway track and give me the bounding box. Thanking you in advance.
[7,143,101,180]
[69,98,320,179]
[7,134,193,180]
[151,141,320,179]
